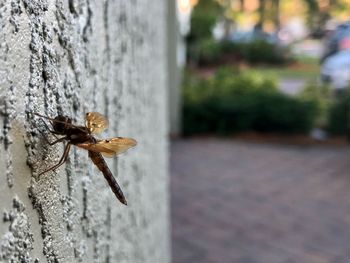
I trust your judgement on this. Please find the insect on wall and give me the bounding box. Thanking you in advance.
[33,112,137,205]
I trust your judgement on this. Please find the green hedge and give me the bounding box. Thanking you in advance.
[189,39,292,66]
[242,40,292,64]
[298,82,350,136]
[183,68,318,135]
[328,89,350,135]
[191,38,223,64]
[298,81,332,129]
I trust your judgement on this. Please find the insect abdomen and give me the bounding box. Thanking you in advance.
[88,151,127,205]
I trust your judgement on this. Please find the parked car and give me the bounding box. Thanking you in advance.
[321,50,350,90]
[321,20,350,62]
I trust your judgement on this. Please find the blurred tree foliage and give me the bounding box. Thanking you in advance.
[263,0,346,36]
[303,0,346,37]
[187,0,221,43]
[190,0,347,38]
[187,0,220,65]
[188,0,292,65]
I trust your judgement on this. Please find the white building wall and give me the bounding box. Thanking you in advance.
[0,1,170,262]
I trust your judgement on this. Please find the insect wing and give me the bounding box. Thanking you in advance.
[77,137,137,157]
[85,112,109,134]
[95,137,137,157]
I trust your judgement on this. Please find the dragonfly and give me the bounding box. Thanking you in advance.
[33,112,137,205]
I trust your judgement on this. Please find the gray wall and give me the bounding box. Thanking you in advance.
[0,1,170,262]
[167,0,181,136]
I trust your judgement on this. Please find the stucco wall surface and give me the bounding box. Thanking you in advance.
[0,0,170,262]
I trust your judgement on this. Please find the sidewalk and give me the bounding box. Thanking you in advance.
[171,138,350,263]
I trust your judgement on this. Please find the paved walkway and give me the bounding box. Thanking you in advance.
[279,79,306,96]
[171,139,350,263]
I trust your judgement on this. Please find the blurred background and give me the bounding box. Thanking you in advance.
[169,0,350,262]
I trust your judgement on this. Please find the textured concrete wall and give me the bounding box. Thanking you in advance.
[167,0,181,136]
[0,0,170,262]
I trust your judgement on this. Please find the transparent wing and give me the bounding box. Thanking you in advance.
[85,112,109,134]
[77,137,137,158]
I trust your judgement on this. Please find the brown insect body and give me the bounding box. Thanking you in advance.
[35,112,136,205]
[50,116,91,143]
[88,151,127,205]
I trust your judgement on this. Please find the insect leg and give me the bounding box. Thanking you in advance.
[39,143,71,176]
[32,113,62,130]
[46,137,67,146]
[33,117,64,145]
[36,124,66,145]
[39,117,59,137]
[33,112,87,133]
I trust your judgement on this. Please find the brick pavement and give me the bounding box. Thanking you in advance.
[171,138,350,263]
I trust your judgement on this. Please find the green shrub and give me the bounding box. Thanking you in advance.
[183,68,318,135]
[189,39,292,66]
[191,38,223,64]
[298,82,350,136]
[298,81,332,128]
[327,89,350,135]
[220,41,246,59]
[243,40,292,65]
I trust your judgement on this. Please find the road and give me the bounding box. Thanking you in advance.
[171,138,350,263]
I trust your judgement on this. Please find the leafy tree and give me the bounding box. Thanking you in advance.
[303,0,345,36]
[188,0,221,42]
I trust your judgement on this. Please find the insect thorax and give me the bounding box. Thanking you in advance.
[52,116,73,134]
